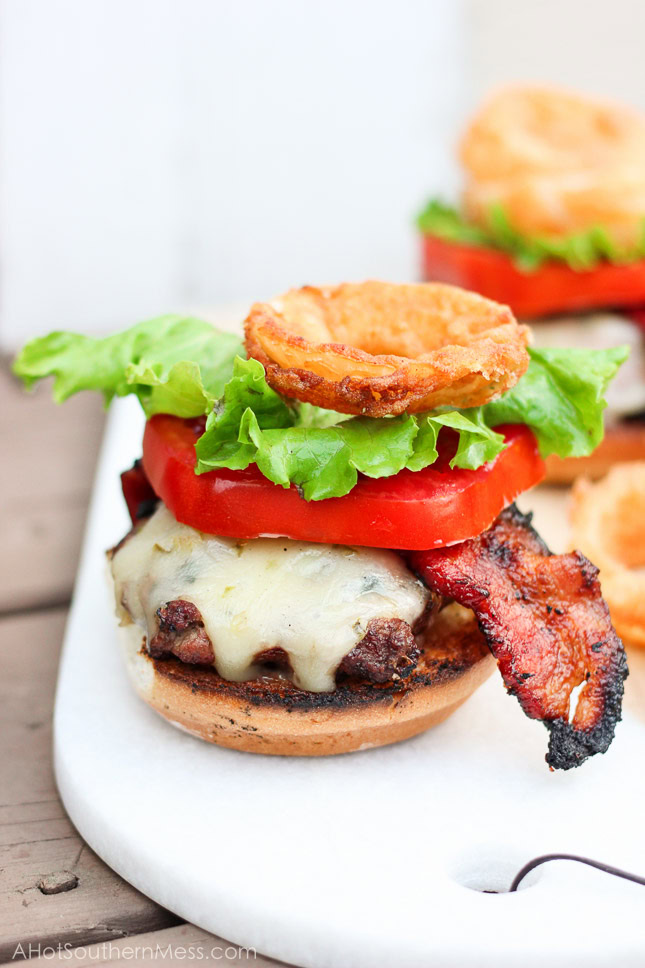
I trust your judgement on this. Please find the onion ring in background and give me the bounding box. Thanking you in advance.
[571,463,645,648]
[460,86,645,248]
[244,281,529,416]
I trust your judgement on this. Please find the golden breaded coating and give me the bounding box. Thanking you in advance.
[571,463,645,648]
[244,281,529,416]
[460,86,645,248]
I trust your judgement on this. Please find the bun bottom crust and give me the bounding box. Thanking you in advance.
[544,422,645,484]
[118,603,495,756]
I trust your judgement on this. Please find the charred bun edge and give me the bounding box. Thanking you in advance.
[117,602,496,756]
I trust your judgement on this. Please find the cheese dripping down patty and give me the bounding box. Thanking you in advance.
[110,505,430,693]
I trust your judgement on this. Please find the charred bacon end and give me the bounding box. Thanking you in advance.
[410,505,628,770]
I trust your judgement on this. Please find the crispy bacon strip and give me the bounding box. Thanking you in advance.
[410,505,628,770]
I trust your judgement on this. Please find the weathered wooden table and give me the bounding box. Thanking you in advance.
[0,361,282,966]
[3,358,644,966]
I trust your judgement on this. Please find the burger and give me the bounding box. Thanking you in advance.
[418,85,645,481]
[14,280,628,769]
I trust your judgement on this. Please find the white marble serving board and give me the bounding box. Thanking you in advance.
[55,398,645,968]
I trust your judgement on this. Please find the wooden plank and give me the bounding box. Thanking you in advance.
[12,922,288,966]
[0,608,179,962]
[0,361,105,613]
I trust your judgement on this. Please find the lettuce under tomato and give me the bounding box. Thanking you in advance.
[417,199,645,272]
[13,316,628,501]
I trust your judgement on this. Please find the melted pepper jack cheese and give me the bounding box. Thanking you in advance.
[111,505,429,692]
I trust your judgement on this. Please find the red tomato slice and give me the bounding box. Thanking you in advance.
[141,415,544,550]
[422,233,645,319]
[120,459,159,523]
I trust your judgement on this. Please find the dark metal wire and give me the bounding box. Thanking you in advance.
[509,853,645,892]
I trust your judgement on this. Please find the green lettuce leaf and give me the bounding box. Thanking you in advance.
[406,411,506,473]
[417,198,645,271]
[13,315,243,417]
[13,315,628,501]
[194,357,294,471]
[482,345,630,458]
[193,347,627,499]
[192,359,508,500]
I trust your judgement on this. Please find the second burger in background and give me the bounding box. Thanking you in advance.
[418,85,645,481]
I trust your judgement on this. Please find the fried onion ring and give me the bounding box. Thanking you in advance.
[244,281,529,416]
[571,463,645,648]
[460,86,645,247]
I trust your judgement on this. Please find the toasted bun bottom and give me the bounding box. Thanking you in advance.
[544,422,645,484]
[118,603,495,755]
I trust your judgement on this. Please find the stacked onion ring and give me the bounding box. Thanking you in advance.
[244,281,529,416]
[460,86,645,249]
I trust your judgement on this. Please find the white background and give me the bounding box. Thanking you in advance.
[470,0,645,111]
[0,0,465,344]
[2,0,645,346]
